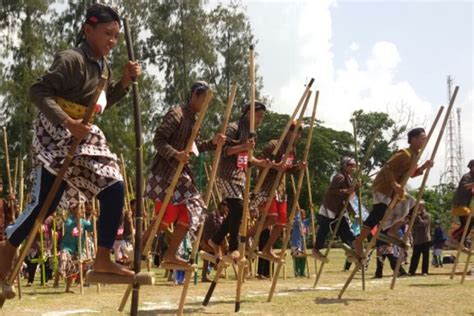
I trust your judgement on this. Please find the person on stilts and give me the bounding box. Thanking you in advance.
[311,156,359,263]
[143,81,225,268]
[447,159,474,250]
[250,123,306,261]
[0,3,141,280]
[208,102,273,262]
[352,128,434,257]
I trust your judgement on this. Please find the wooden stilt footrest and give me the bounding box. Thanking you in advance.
[86,271,155,285]
[159,262,197,271]
[257,251,284,263]
[0,282,15,300]
[340,243,357,258]
[199,251,230,267]
[377,234,408,249]
[460,247,472,255]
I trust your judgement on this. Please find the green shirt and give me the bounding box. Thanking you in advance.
[60,215,92,255]
[30,42,127,125]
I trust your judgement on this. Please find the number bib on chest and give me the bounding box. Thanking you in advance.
[237,152,248,169]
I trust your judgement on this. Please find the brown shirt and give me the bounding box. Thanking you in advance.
[218,117,252,187]
[372,148,421,197]
[150,104,215,183]
[452,172,474,207]
[322,172,354,216]
[412,211,431,245]
[30,42,127,125]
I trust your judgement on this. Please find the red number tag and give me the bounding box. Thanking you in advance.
[285,153,294,168]
[237,152,248,169]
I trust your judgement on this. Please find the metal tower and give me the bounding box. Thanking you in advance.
[441,75,460,185]
[456,107,464,180]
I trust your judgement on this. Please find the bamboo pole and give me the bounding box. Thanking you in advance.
[118,79,214,312]
[337,103,447,299]
[305,167,317,277]
[0,75,107,307]
[391,94,458,289]
[234,46,257,313]
[123,18,147,316]
[460,203,474,284]
[12,158,18,197]
[267,90,318,302]
[252,79,314,195]
[450,207,473,280]
[91,198,100,294]
[77,203,84,295]
[313,129,379,288]
[249,90,311,261]
[177,84,236,316]
[16,160,24,300]
[351,117,365,290]
[3,127,13,196]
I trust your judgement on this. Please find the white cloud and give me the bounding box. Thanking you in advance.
[349,42,360,51]
[254,0,461,187]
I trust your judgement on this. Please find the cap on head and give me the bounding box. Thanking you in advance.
[190,81,210,96]
[85,3,121,26]
[242,101,267,115]
[468,159,474,168]
[341,156,356,168]
[407,127,425,144]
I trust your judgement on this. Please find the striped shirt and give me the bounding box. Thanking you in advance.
[217,116,252,188]
[149,104,216,184]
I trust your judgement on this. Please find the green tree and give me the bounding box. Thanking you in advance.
[0,1,52,187]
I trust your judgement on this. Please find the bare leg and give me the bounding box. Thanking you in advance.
[65,277,74,293]
[208,239,223,261]
[162,224,190,266]
[262,226,284,260]
[353,226,371,258]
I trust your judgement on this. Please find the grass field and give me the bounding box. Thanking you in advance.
[1,249,473,315]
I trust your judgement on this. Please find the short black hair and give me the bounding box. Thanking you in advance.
[85,3,121,26]
[242,101,267,115]
[190,81,210,96]
[468,159,474,168]
[407,127,425,144]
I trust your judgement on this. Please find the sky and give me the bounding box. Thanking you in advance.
[212,0,473,188]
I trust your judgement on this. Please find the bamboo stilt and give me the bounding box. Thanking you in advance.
[118,68,214,312]
[305,167,318,277]
[313,129,379,288]
[234,46,257,313]
[267,89,318,302]
[450,207,473,280]
[391,94,458,289]
[351,118,365,290]
[177,84,235,316]
[250,91,311,262]
[0,75,107,308]
[337,102,448,299]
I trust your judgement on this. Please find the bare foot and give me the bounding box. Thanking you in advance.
[65,289,75,294]
[208,240,222,261]
[162,254,190,267]
[0,241,16,280]
[262,249,279,261]
[230,250,240,263]
[311,249,329,263]
[93,258,134,277]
